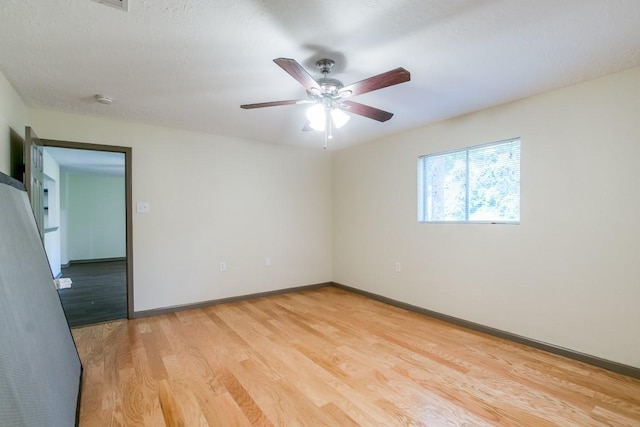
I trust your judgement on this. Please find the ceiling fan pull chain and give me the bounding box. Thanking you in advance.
[324,106,333,149]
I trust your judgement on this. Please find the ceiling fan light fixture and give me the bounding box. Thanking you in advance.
[306,104,325,131]
[331,108,350,129]
[306,104,350,131]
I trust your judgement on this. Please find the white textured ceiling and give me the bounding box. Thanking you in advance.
[1,0,640,150]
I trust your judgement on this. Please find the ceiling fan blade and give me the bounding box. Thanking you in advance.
[341,100,394,122]
[240,99,304,109]
[274,58,320,93]
[339,67,410,98]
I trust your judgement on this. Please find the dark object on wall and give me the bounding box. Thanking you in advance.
[0,171,82,426]
[9,128,24,182]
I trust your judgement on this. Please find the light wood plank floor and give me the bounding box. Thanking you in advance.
[72,286,640,426]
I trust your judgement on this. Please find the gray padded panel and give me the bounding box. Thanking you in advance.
[0,172,81,426]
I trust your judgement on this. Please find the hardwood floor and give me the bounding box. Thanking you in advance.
[72,286,640,426]
[58,260,127,327]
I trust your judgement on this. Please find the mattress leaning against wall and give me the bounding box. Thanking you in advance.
[0,171,82,426]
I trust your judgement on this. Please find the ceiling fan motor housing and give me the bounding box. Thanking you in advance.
[314,78,343,96]
[306,59,342,96]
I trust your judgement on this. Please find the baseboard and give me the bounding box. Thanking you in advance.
[67,257,126,265]
[331,282,640,380]
[132,282,332,319]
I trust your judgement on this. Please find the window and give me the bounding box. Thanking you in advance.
[418,138,520,223]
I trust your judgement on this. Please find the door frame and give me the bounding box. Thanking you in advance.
[41,139,134,319]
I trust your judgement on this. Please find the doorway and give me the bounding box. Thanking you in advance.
[41,139,133,326]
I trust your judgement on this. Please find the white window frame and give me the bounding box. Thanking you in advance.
[418,138,521,224]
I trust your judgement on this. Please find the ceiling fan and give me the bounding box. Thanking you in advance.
[241,58,411,148]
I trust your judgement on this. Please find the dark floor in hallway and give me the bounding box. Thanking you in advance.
[57,260,127,327]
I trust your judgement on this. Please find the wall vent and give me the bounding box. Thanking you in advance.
[91,0,128,11]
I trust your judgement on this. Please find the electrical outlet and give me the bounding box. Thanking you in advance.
[136,201,150,213]
[265,257,271,266]
[219,261,227,272]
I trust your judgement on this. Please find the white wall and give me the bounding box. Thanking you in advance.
[333,66,640,369]
[65,172,126,261]
[0,70,27,175]
[59,171,69,265]
[27,109,333,312]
